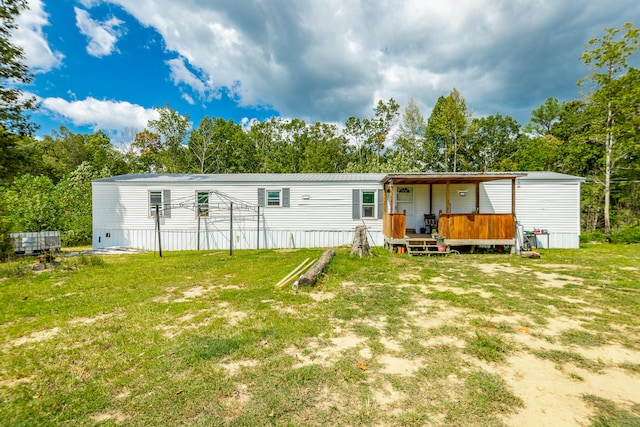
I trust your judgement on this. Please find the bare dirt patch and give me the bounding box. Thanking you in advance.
[498,353,640,427]
[90,411,128,423]
[534,270,583,288]
[308,291,335,302]
[8,327,60,348]
[378,355,424,376]
[220,359,260,376]
[286,332,366,368]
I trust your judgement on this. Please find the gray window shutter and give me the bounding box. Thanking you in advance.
[352,189,360,219]
[377,189,383,219]
[257,188,265,207]
[163,189,171,218]
[282,188,290,207]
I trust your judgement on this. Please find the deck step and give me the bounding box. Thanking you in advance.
[406,243,450,256]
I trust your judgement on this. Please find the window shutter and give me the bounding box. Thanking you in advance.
[377,189,383,219]
[163,189,171,218]
[352,189,360,219]
[282,188,290,207]
[257,188,265,207]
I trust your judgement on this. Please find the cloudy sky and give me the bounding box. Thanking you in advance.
[11,0,640,139]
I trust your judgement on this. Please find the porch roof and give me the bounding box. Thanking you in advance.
[382,172,527,185]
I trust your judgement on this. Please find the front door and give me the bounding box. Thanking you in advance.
[396,186,415,231]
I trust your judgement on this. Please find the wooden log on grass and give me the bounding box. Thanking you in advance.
[520,250,541,259]
[297,249,335,287]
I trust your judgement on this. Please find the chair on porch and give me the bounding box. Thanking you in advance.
[424,214,437,234]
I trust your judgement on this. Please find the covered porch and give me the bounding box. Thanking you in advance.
[381,173,525,253]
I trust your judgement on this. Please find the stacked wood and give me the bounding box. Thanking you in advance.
[297,249,335,287]
[351,225,371,257]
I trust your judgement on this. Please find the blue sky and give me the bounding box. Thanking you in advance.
[11,0,640,141]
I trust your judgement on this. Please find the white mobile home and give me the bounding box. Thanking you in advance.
[91,172,585,251]
[92,173,387,251]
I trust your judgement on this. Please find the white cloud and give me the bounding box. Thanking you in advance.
[39,96,159,131]
[12,0,64,72]
[89,0,640,123]
[74,7,124,57]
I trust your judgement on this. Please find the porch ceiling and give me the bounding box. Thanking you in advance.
[383,172,526,185]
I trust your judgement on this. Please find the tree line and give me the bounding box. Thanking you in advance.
[1,2,638,254]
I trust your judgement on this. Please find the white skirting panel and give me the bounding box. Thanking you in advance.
[93,228,383,251]
[549,233,580,249]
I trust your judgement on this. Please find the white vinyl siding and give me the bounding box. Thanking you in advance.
[95,178,384,250]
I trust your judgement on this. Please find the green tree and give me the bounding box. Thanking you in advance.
[514,134,563,172]
[1,0,37,135]
[299,122,348,173]
[0,124,34,185]
[129,129,163,173]
[55,162,104,245]
[426,88,471,172]
[468,113,520,172]
[344,98,400,172]
[35,127,127,181]
[526,97,564,136]
[4,174,62,232]
[394,98,426,170]
[579,22,639,234]
[189,116,234,173]
[147,105,191,173]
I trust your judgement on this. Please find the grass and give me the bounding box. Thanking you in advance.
[0,244,639,425]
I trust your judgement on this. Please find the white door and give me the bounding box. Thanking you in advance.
[396,186,415,231]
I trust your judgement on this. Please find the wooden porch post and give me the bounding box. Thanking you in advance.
[446,180,451,214]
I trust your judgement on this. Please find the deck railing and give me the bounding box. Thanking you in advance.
[438,213,515,240]
[383,212,406,239]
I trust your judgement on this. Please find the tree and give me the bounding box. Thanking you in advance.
[4,174,62,233]
[526,97,564,136]
[468,113,520,172]
[344,98,400,172]
[188,116,246,173]
[55,162,104,245]
[35,127,128,181]
[579,22,639,235]
[394,98,426,170]
[426,88,471,172]
[0,123,33,185]
[1,0,37,135]
[147,105,191,173]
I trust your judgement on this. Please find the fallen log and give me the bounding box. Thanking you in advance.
[520,250,541,259]
[279,258,316,289]
[296,249,335,288]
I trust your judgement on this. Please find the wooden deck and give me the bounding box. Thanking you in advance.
[383,213,516,255]
[438,213,515,241]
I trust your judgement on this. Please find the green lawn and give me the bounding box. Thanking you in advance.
[1,244,639,426]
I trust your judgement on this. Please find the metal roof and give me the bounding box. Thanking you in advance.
[515,171,586,181]
[94,173,388,184]
[94,171,584,185]
[382,172,527,185]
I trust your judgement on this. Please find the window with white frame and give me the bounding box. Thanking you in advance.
[267,190,281,207]
[149,191,163,217]
[361,191,376,218]
[197,191,209,217]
